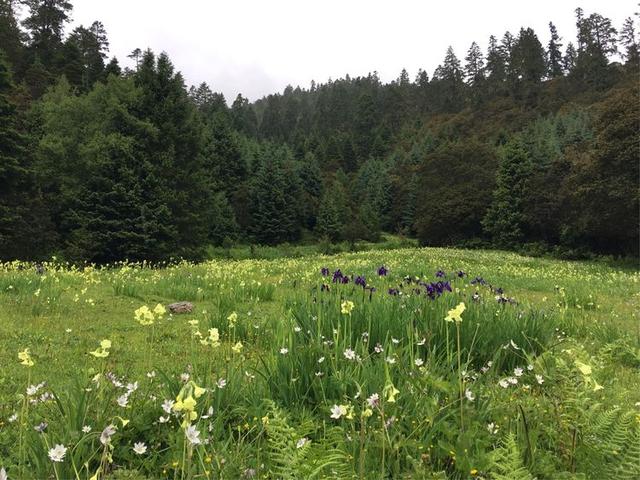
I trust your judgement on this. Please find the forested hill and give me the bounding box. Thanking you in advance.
[0,1,638,263]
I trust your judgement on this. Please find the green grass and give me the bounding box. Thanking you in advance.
[0,247,638,479]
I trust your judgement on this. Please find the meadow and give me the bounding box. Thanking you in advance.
[0,247,638,479]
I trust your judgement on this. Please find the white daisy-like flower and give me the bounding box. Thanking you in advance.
[294,326,301,332]
[330,404,347,419]
[385,356,396,364]
[487,422,499,434]
[343,348,356,360]
[317,356,325,363]
[279,347,288,355]
[126,382,139,393]
[374,343,384,354]
[535,374,544,385]
[527,364,534,371]
[514,368,524,377]
[465,389,475,401]
[162,399,174,414]
[498,379,510,388]
[100,424,117,445]
[146,370,156,378]
[48,444,67,462]
[296,437,309,448]
[414,358,424,367]
[180,373,190,382]
[8,413,17,423]
[217,378,227,389]
[367,393,380,408]
[185,425,201,445]
[508,377,518,385]
[133,442,147,455]
[391,338,400,344]
[82,425,92,433]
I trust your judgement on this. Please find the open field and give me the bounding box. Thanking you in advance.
[0,247,638,479]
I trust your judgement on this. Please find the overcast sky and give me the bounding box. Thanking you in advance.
[61,0,635,102]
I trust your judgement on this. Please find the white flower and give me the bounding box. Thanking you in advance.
[117,394,129,408]
[185,425,201,445]
[465,389,475,401]
[217,378,227,389]
[527,364,534,371]
[133,442,147,455]
[147,370,156,378]
[414,358,424,367]
[535,374,544,385]
[317,356,325,363]
[330,404,347,419]
[162,399,175,414]
[498,379,509,388]
[0,467,7,480]
[100,424,117,445]
[508,377,518,385]
[391,338,400,344]
[180,373,190,382]
[514,368,523,377]
[279,347,288,355]
[82,425,92,433]
[385,356,396,364]
[487,422,499,434]
[126,382,139,393]
[294,326,301,332]
[8,414,17,423]
[367,393,380,408]
[159,416,170,423]
[343,348,356,360]
[48,444,67,462]
[510,340,520,350]
[296,437,309,448]
[417,337,426,346]
[374,343,384,354]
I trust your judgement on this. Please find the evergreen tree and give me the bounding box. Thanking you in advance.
[0,0,25,75]
[0,51,52,260]
[619,17,639,68]
[231,93,258,136]
[432,46,464,112]
[574,12,618,89]
[508,27,546,102]
[486,35,507,95]
[482,140,533,247]
[563,42,577,73]
[22,0,72,69]
[547,22,564,77]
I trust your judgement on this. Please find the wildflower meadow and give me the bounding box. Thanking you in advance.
[0,247,638,479]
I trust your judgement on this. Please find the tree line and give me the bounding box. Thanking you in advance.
[0,0,638,262]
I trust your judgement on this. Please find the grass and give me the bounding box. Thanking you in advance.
[0,246,638,479]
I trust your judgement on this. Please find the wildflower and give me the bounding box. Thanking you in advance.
[232,341,243,353]
[354,275,366,288]
[18,348,34,367]
[100,425,117,445]
[383,383,400,403]
[34,421,48,433]
[508,377,518,385]
[153,304,166,317]
[117,394,129,408]
[392,337,400,344]
[133,442,147,455]
[82,425,92,433]
[435,270,446,278]
[374,343,384,354]
[498,379,509,388]
[321,267,329,276]
[487,422,499,434]
[514,368,524,377]
[185,425,201,445]
[0,467,6,480]
[362,408,373,418]
[134,305,154,326]
[527,364,534,371]
[367,393,380,408]
[216,378,227,389]
[201,328,220,348]
[279,347,288,355]
[414,358,424,367]
[318,356,325,363]
[575,361,592,376]
[377,265,388,276]
[535,374,544,385]
[385,356,396,364]
[296,437,309,448]
[89,339,111,358]
[227,311,238,327]
[8,414,17,423]
[445,302,466,323]
[48,444,67,462]
[341,300,355,315]
[465,389,475,402]
[343,348,357,360]
[330,404,348,419]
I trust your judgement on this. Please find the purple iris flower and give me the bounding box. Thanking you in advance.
[457,270,466,278]
[332,269,343,283]
[321,267,330,276]
[355,275,367,288]
[341,276,350,284]
[388,288,399,295]
[471,276,486,285]
[377,266,388,276]
[435,270,446,278]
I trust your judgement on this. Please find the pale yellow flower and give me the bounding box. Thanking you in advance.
[445,302,466,323]
[341,300,355,315]
[18,348,34,367]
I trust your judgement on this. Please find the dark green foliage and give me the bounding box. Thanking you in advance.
[415,140,497,246]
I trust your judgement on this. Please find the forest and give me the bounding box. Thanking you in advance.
[0,0,638,263]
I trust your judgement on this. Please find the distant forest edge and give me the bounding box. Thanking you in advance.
[0,1,638,263]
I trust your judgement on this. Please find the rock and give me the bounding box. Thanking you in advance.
[168,301,194,314]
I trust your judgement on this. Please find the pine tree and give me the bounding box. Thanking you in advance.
[22,0,72,69]
[432,46,464,112]
[547,22,564,77]
[0,0,25,75]
[486,35,507,95]
[508,27,546,102]
[563,43,577,73]
[482,140,533,247]
[619,17,639,68]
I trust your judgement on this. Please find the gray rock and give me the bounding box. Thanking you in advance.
[168,301,194,314]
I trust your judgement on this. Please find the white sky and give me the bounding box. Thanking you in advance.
[61,0,635,102]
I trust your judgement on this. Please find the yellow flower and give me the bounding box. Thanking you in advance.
[445,302,466,323]
[18,348,34,367]
[227,311,238,327]
[193,385,206,398]
[153,303,166,317]
[202,328,220,348]
[134,305,154,326]
[341,300,355,315]
[100,339,112,350]
[89,339,111,358]
[362,408,373,418]
[575,361,592,376]
[383,383,400,403]
[232,341,243,353]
